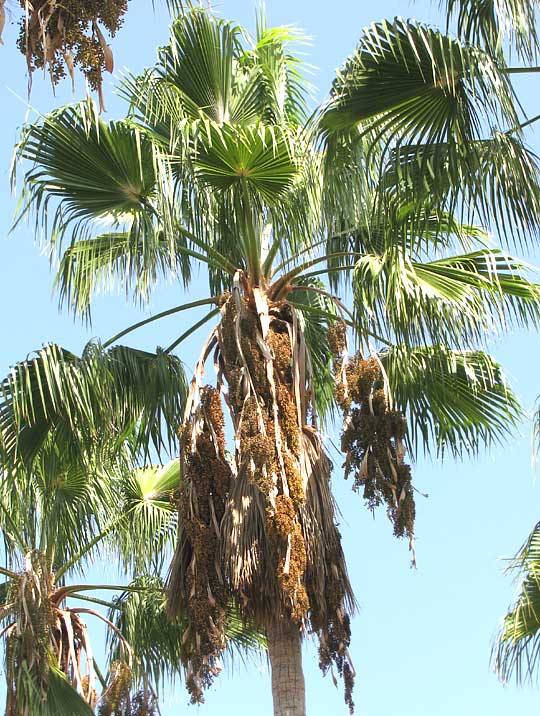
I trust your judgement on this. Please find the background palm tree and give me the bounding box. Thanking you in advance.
[0,341,262,715]
[11,4,540,715]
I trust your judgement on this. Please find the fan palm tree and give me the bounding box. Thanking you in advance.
[11,6,540,715]
[0,341,262,715]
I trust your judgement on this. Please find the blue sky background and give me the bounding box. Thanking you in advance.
[2,1,540,714]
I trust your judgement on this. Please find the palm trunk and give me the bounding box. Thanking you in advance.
[267,620,306,716]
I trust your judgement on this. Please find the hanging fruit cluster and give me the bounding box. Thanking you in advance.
[333,334,416,545]
[174,386,233,704]
[98,661,158,716]
[15,0,127,99]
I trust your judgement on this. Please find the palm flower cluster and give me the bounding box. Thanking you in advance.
[335,345,415,549]
[168,285,356,709]
[16,0,127,101]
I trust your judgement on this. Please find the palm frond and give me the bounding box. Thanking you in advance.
[322,18,518,140]
[381,132,540,250]
[319,18,538,250]
[494,521,540,684]
[288,279,338,423]
[108,576,264,691]
[115,460,179,573]
[353,248,540,347]
[0,341,187,467]
[381,345,523,458]
[156,9,241,124]
[14,101,170,248]
[446,0,540,62]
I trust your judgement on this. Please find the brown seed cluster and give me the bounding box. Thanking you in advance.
[16,0,127,96]
[309,535,356,715]
[327,320,347,358]
[98,661,132,716]
[176,386,232,704]
[337,353,415,541]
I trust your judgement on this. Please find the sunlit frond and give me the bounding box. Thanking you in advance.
[382,345,523,458]
[354,248,540,347]
[446,0,540,62]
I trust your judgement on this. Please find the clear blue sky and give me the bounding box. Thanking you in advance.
[2,1,540,714]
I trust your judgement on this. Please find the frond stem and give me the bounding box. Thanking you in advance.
[55,513,126,581]
[505,66,540,74]
[164,307,221,354]
[70,593,120,610]
[505,113,540,136]
[102,297,220,349]
[0,566,19,580]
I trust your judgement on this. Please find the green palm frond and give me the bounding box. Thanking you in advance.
[353,248,540,347]
[321,18,518,141]
[0,341,187,466]
[156,9,241,125]
[194,123,297,202]
[494,521,540,684]
[318,18,539,249]
[381,345,523,458]
[14,102,168,247]
[116,460,179,572]
[380,132,540,249]
[44,664,95,716]
[9,661,94,716]
[446,0,540,62]
[288,278,338,423]
[239,10,311,126]
[54,230,192,318]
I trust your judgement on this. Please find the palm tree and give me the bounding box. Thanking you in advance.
[12,6,540,714]
[0,341,262,715]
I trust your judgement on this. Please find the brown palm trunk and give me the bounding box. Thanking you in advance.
[267,620,306,716]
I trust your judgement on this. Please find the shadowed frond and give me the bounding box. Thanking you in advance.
[0,342,187,466]
[380,133,540,249]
